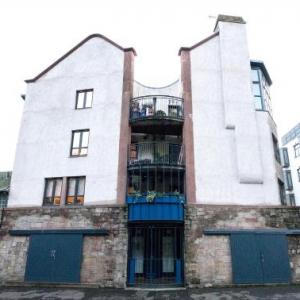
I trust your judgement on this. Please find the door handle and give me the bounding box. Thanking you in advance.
[50,249,56,260]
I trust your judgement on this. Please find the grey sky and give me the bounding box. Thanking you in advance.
[0,0,299,171]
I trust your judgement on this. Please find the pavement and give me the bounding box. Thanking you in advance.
[1,285,300,299]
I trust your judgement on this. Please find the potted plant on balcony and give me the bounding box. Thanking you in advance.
[146,191,156,203]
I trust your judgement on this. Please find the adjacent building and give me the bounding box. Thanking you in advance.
[281,123,300,205]
[1,15,300,288]
[0,172,11,208]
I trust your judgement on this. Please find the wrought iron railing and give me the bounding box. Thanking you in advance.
[130,95,184,121]
[128,142,184,166]
[128,258,183,286]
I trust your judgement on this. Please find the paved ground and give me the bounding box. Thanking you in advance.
[1,285,300,299]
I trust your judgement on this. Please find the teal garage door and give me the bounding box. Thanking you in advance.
[230,233,291,284]
[25,234,83,283]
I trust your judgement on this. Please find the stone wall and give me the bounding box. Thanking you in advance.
[0,205,127,287]
[2,204,300,288]
[185,205,300,287]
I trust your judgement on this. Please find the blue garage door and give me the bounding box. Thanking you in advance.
[25,234,83,283]
[230,233,291,284]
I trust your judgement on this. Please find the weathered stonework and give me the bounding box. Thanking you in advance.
[2,204,300,288]
[185,205,300,287]
[0,205,128,287]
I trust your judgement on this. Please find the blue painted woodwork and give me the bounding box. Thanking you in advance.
[204,228,289,235]
[176,259,182,284]
[128,203,184,221]
[25,234,83,283]
[126,195,186,204]
[128,258,136,284]
[127,195,185,221]
[256,234,291,283]
[9,228,108,236]
[230,233,263,284]
[230,233,291,284]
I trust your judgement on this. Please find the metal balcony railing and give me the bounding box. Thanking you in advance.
[130,95,184,122]
[128,142,184,166]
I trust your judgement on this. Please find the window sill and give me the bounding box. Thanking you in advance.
[75,107,92,110]
[69,154,88,158]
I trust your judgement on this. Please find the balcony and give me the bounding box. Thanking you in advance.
[130,95,184,135]
[128,142,184,168]
[127,142,185,212]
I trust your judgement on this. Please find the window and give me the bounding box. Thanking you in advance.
[251,69,263,110]
[0,193,8,208]
[297,168,300,182]
[71,130,89,156]
[278,179,286,205]
[66,177,85,205]
[43,178,63,206]
[272,135,281,164]
[251,68,272,115]
[76,89,93,109]
[287,194,296,206]
[294,143,300,158]
[281,148,290,168]
[284,170,293,191]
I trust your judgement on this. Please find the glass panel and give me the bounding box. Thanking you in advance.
[77,177,85,196]
[132,235,144,273]
[45,179,53,197]
[53,196,61,205]
[67,178,76,196]
[66,196,74,205]
[54,179,62,196]
[254,96,263,110]
[80,148,88,155]
[85,91,93,107]
[76,195,84,205]
[251,69,259,82]
[72,148,79,156]
[44,197,52,205]
[77,92,85,109]
[72,132,81,148]
[162,234,174,273]
[252,83,261,96]
[82,131,89,147]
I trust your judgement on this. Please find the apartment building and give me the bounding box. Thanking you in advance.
[1,15,300,288]
[281,123,300,205]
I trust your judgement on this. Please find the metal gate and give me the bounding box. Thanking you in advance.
[127,224,184,286]
[25,234,83,283]
[230,233,291,284]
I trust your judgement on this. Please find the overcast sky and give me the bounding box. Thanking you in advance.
[0,0,299,171]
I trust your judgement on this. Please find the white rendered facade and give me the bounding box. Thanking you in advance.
[188,17,282,205]
[281,123,300,205]
[9,15,283,208]
[9,36,128,207]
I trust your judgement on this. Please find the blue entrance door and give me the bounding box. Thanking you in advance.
[230,233,291,284]
[25,234,83,283]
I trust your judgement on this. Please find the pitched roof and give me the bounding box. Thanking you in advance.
[178,32,219,55]
[25,34,136,83]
